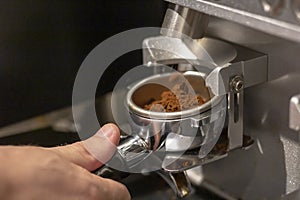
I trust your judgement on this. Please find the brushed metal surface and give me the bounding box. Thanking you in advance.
[200,16,300,199]
[161,5,209,38]
[164,0,300,43]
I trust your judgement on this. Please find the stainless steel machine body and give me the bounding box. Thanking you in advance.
[148,0,300,199]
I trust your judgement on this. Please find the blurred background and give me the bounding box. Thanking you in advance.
[0,0,166,127]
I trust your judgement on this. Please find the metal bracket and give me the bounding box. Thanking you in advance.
[205,53,268,96]
[228,76,244,150]
[205,49,267,150]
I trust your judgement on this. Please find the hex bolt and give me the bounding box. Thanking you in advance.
[230,76,244,93]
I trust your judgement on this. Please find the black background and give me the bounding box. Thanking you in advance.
[0,0,166,126]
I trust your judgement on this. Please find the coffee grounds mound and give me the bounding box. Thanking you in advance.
[144,82,206,112]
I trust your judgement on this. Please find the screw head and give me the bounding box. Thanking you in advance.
[230,76,244,93]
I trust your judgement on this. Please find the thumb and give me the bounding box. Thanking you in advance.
[50,123,120,171]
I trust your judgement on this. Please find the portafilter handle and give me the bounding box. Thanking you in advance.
[93,134,193,199]
[93,134,149,179]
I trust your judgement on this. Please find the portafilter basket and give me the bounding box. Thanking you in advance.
[95,70,227,187]
[125,70,227,152]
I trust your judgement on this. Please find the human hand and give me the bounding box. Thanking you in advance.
[0,124,131,200]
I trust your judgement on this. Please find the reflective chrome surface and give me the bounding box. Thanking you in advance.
[143,37,237,67]
[161,4,209,39]
[165,0,300,43]
[126,71,225,120]
[289,95,300,131]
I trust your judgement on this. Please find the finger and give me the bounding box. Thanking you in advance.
[50,123,120,171]
[92,175,131,200]
[82,123,120,167]
[64,163,131,200]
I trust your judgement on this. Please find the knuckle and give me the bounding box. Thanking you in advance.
[118,183,128,193]
[109,181,130,200]
[46,156,64,170]
[119,184,131,200]
[86,182,100,200]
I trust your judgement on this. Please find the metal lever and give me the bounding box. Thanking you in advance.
[157,170,193,199]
